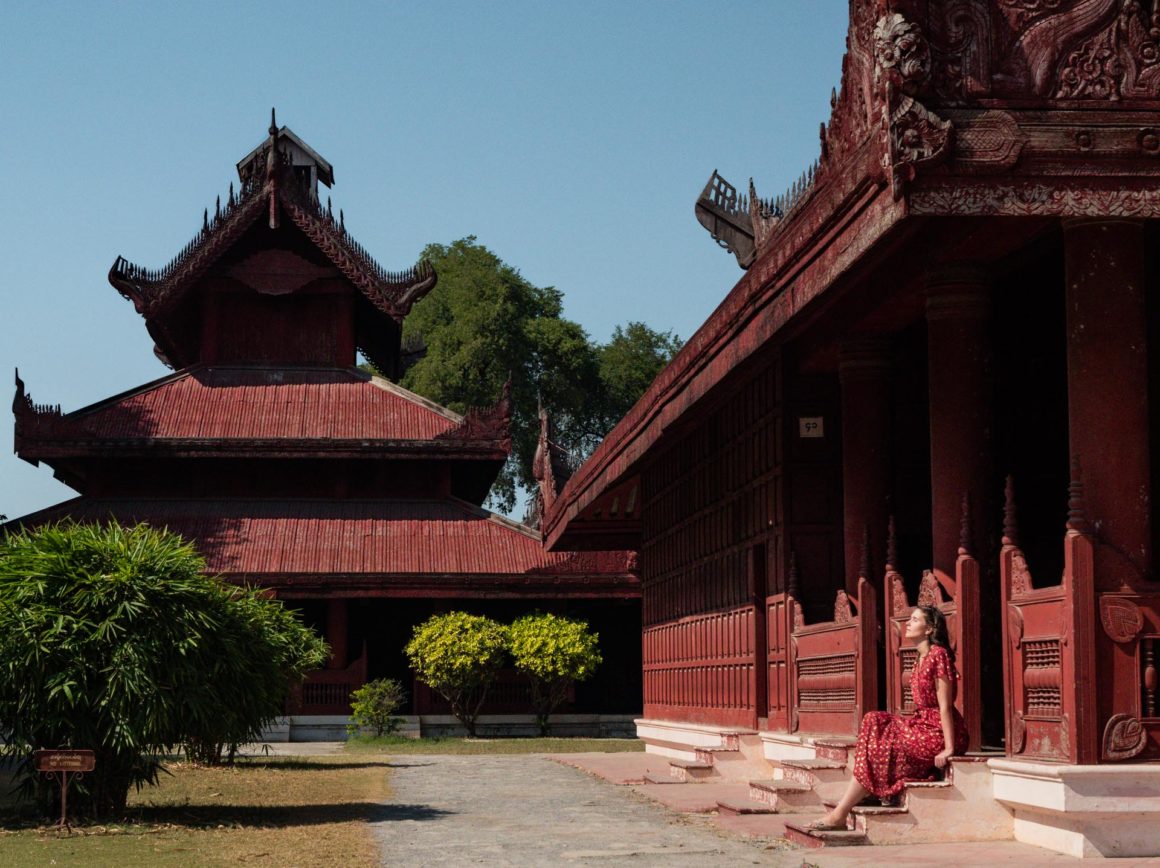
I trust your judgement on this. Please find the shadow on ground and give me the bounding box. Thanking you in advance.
[127,801,453,828]
[230,760,392,771]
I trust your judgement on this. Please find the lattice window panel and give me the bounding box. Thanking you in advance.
[899,647,918,713]
[1023,639,1061,669]
[1023,639,1063,719]
[796,653,856,706]
[1026,687,1062,718]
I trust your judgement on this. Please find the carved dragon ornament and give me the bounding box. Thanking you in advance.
[874,12,954,199]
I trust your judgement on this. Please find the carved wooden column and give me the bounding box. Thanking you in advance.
[326,599,349,670]
[1064,218,1150,588]
[926,269,992,581]
[839,337,892,593]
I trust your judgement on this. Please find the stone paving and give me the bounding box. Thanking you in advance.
[372,753,791,866]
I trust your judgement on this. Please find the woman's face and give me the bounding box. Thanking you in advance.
[905,607,933,642]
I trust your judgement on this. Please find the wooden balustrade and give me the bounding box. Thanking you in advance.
[999,475,1098,763]
[288,643,368,715]
[642,605,756,727]
[787,575,877,736]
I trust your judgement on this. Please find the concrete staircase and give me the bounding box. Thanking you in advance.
[635,721,1013,849]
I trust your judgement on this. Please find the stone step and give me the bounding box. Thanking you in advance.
[643,738,703,762]
[748,778,819,812]
[811,738,856,763]
[668,758,716,783]
[749,778,812,794]
[693,746,739,764]
[669,758,714,770]
[783,820,868,848]
[780,757,846,770]
[821,799,910,818]
[716,798,777,816]
[642,772,683,785]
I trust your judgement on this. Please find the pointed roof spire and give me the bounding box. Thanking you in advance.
[269,107,278,137]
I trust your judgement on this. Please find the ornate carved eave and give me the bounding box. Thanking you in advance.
[434,379,513,450]
[529,403,578,527]
[12,371,84,457]
[108,152,436,323]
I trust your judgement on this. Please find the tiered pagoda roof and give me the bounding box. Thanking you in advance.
[8,115,639,596]
[108,117,435,374]
[13,495,636,598]
[14,367,510,460]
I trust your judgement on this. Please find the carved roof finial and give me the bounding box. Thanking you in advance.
[13,368,24,413]
[958,491,972,557]
[859,524,870,579]
[269,107,278,137]
[1003,475,1019,547]
[787,550,800,599]
[886,514,898,572]
[1067,456,1088,533]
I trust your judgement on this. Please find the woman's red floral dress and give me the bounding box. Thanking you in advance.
[852,645,969,797]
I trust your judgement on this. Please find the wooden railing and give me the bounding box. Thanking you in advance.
[788,575,877,736]
[999,475,1097,763]
[642,605,757,727]
[289,645,368,716]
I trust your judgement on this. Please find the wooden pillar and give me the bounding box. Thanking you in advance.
[1064,218,1150,588]
[839,337,892,592]
[326,599,349,670]
[926,269,992,580]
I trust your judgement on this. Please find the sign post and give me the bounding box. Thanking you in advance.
[33,749,95,829]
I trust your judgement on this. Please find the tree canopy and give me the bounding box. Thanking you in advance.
[508,612,602,735]
[0,521,328,817]
[396,237,681,512]
[404,611,508,736]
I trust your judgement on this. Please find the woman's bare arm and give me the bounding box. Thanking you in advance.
[934,676,955,768]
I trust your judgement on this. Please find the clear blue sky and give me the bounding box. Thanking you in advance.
[2,1,849,520]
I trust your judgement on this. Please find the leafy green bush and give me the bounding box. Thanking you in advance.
[0,521,328,817]
[509,613,602,735]
[347,678,407,737]
[405,612,508,736]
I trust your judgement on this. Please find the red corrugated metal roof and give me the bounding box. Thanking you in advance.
[16,496,635,578]
[68,366,460,441]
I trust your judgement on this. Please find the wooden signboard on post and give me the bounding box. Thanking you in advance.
[34,749,95,828]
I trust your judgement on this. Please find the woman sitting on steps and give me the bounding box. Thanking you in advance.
[808,604,969,832]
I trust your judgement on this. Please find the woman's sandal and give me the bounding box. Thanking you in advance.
[805,818,847,831]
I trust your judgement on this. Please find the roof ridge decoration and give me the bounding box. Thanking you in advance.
[13,370,84,451]
[108,121,436,322]
[529,401,579,528]
[434,378,513,448]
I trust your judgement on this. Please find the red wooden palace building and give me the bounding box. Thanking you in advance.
[10,120,639,734]
[543,0,1160,856]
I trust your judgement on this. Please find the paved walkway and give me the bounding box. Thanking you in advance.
[372,753,790,866]
[370,753,1095,866]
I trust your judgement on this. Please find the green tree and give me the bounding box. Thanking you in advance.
[404,612,508,736]
[0,521,328,818]
[508,613,602,736]
[596,322,683,428]
[392,238,681,512]
[347,678,407,738]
